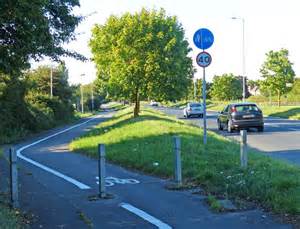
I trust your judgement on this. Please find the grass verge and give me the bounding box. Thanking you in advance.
[207,102,300,120]
[0,202,22,229]
[70,107,300,217]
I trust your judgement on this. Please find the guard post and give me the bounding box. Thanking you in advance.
[10,147,19,208]
[173,136,182,185]
[240,130,248,168]
[98,144,106,198]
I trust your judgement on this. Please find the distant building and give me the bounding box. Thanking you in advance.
[248,85,261,96]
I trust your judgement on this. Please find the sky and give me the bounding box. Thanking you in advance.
[35,0,300,85]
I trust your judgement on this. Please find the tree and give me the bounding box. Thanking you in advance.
[260,49,295,106]
[210,73,242,101]
[0,0,83,75]
[90,8,193,117]
[26,63,72,103]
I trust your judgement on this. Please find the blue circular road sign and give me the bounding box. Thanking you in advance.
[196,51,212,68]
[193,28,214,50]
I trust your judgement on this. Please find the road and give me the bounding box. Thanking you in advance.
[154,106,300,166]
[10,112,292,228]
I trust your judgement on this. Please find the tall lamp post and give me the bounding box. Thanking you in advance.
[50,66,53,98]
[91,83,94,112]
[80,74,85,113]
[232,17,246,101]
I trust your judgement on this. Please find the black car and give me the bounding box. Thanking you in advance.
[217,103,264,133]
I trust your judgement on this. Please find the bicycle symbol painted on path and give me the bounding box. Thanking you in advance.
[96,176,140,187]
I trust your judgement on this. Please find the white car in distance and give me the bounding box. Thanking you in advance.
[183,102,204,118]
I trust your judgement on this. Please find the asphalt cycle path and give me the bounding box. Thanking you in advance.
[13,111,291,228]
[154,106,300,166]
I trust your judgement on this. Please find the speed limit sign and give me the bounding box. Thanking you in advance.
[196,51,212,68]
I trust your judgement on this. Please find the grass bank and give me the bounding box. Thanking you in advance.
[70,107,300,216]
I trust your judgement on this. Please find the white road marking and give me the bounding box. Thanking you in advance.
[120,203,172,229]
[16,116,102,190]
[95,176,140,186]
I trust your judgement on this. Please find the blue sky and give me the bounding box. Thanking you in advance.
[38,0,300,84]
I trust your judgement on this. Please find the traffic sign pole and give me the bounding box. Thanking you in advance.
[202,67,207,145]
[193,28,214,146]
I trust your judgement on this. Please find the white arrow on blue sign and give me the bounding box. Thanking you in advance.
[193,28,214,50]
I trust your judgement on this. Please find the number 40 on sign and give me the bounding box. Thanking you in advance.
[196,51,212,68]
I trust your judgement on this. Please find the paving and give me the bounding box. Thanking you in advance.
[0,111,292,228]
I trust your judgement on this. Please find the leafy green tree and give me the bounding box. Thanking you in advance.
[0,0,83,75]
[90,8,193,117]
[210,73,242,101]
[260,49,295,106]
[26,63,72,103]
[72,83,105,112]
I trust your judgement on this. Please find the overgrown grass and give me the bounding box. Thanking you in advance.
[0,203,22,229]
[70,107,300,216]
[0,151,22,228]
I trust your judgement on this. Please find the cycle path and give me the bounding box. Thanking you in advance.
[11,112,291,228]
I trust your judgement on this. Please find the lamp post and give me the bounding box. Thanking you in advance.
[50,67,53,98]
[91,83,94,111]
[232,17,246,101]
[80,74,85,113]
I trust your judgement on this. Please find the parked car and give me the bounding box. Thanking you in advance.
[217,102,264,133]
[183,102,204,118]
[150,100,159,106]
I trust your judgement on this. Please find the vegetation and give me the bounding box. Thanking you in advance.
[70,107,300,215]
[0,204,22,229]
[90,8,194,117]
[260,49,295,106]
[0,0,83,76]
[0,64,80,144]
[210,73,243,101]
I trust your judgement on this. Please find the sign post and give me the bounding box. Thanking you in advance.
[193,28,214,145]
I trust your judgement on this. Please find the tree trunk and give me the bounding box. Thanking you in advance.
[134,88,140,117]
[277,90,281,107]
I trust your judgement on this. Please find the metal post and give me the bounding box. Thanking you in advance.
[50,67,53,98]
[173,136,182,185]
[240,130,247,168]
[80,84,84,113]
[242,18,246,102]
[10,148,19,208]
[194,79,197,100]
[91,85,94,112]
[202,67,207,145]
[98,144,106,198]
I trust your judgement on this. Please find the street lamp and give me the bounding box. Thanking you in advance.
[231,17,246,101]
[50,66,53,98]
[91,83,94,112]
[80,74,85,113]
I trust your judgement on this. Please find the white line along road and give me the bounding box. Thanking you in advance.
[16,116,103,190]
[120,203,172,229]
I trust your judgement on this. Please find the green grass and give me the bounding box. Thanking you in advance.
[70,107,300,215]
[207,101,300,120]
[74,111,95,119]
[258,105,300,120]
[0,204,22,229]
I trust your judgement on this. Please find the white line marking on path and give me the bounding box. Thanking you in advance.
[17,116,102,190]
[120,203,172,229]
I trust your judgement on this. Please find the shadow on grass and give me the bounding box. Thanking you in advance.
[89,111,182,136]
[269,107,300,119]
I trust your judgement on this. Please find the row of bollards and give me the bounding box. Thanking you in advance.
[8,130,247,204]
